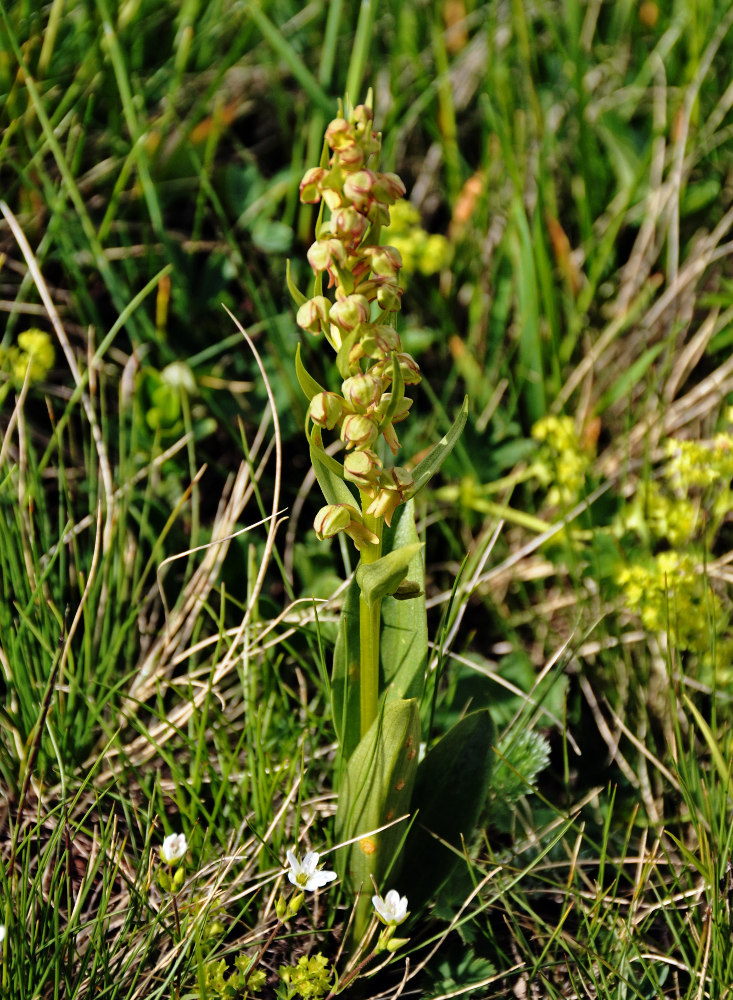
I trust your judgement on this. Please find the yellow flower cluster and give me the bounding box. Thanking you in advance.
[383,200,452,276]
[666,435,733,489]
[615,416,733,661]
[0,328,55,385]
[531,414,592,507]
[616,551,707,650]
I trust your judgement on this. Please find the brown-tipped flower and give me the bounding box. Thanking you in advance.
[389,466,414,496]
[371,351,421,385]
[344,448,383,493]
[376,283,402,313]
[342,373,382,411]
[366,487,402,527]
[314,503,354,538]
[341,412,379,450]
[359,324,402,359]
[309,391,345,430]
[331,207,369,251]
[330,294,371,332]
[325,117,355,150]
[299,167,327,204]
[382,422,401,455]
[314,502,379,550]
[337,144,365,170]
[352,104,374,131]
[372,172,407,205]
[296,295,331,335]
[375,394,413,425]
[343,170,378,211]
[307,238,347,284]
[364,245,403,278]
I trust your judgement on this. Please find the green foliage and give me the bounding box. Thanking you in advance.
[203,956,267,999]
[2,0,733,997]
[401,710,495,909]
[335,698,420,938]
[277,954,333,1000]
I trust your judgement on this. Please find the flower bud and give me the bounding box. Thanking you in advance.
[330,294,370,332]
[375,394,412,424]
[296,295,331,334]
[352,104,374,131]
[376,283,402,312]
[314,504,358,539]
[372,171,407,205]
[286,892,305,919]
[336,144,365,170]
[299,167,327,204]
[342,373,382,411]
[389,466,414,495]
[343,170,377,210]
[325,117,355,150]
[331,207,369,251]
[309,392,344,430]
[344,449,382,492]
[360,324,402,359]
[365,245,403,277]
[371,352,421,384]
[382,422,401,455]
[307,238,346,279]
[341,412,379,450]
[275,895,288,921]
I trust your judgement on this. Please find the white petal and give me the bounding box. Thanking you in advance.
[308,868,337,890]
[301,851,319,874]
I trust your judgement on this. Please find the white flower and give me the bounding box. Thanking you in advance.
[286,849,337,891]
[160,833,188,865]
[372,889,409,926]
[0,924,5,944]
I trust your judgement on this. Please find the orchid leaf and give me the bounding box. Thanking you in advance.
[332,574,361,758]
[401,708,495,908]
[356,543,423,607]
[381,501,428,705]
[335,697,420,939]
[408,397,468,498]
[309,433,356,508]
[286,259,308,307]
[295,342,325,401]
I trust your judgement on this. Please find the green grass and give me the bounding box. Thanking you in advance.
[2,0,733,996]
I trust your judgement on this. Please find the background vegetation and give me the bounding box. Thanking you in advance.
[2,0,733,996]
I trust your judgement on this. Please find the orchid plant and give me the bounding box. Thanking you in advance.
[290,97,496,941]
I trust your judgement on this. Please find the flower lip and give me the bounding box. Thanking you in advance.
[286,849,337,892]
[160,832,188,865]
[372,888,409,925]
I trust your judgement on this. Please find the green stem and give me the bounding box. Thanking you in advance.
[359,498,383,739]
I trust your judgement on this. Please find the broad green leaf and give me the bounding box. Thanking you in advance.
[381,501,428,706]
[356,543,423,607]
[408,397,468,498]
[401,709,495,908]
[286,259,307,307]
[295,342,325,402]
[335,698,421,939]
[332,574,361,758]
